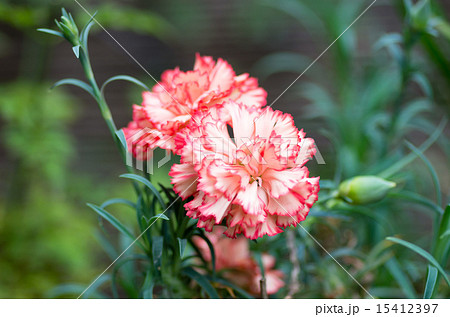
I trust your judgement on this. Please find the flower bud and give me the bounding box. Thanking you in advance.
[55,9,80,47]
[338,175,396,205]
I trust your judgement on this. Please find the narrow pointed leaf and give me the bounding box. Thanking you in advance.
[182,267,219,299]
[61,8,69,18]
[120,174,166,209]
[195,232,216,277]
[87,203,144,250]
[111,255,148,298]
[379,118,446,178]
[148,213,170,222]
[101,75,150,97]
[51,78,96,98]
[434,205,450,265]
[423,265,438,299]
[80,17,97,49]
[115,129,128,152]
[405,141,441,207]
[440,230,450,239]
[72,45,81,58]
[386,237,450,286]
[100,198,136,210]
[152,236,164,266]
[207,277,253,299]
[37,28,64,38]
[385,258,417,299]
[178,238,187,258]
[141,272,155,299]
[94,230,117,261]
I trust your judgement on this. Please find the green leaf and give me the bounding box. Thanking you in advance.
[141,271,155,299]
[388,191,444,216]
[194,232,216,277]
[101,75,150,97]
[385,258,417,299]
[111,255,148,298]
[37,28,64,38]
[51,78,96,99]
[80,16,97,49]
[61,8,69,19]
[115,129,128,153]
[208,277,253,299]
[182,267,219,299]
[100,198,136,210]
[440,230,450,239]
[374,33,403,50]
[47,280,108,299]
[329,247,365,260]
[152,236,164,266]
[148,213,170,222]
[120,174,166,209]
[423,265,438,299]
[434,205,450,264]
[178,238,187,258]
[94,230,117,261]
[87,203,144,250]
[396,99,432,135]
[373,33,403,63]
[412,72,433,98]
[79,274,111,299]
[72,45,81,58]
[379,118,446,178]
[386,237,450,286]
[405,141,441,207]
[435,17,450,40]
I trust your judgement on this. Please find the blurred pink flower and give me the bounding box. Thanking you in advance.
[123,54,267,157]
[193,226,284,295]
[170,101,320,239]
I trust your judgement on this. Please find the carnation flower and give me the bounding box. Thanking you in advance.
[193,226,284,295]
[170,101,320,239]
[123,54,267,157]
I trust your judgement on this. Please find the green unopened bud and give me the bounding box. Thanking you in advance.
[338,175,396,205]
[55,9,80,47]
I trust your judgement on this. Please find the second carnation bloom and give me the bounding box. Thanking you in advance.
[124,54,320,239]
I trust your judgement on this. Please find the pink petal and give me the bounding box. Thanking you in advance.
[169,163,198,199]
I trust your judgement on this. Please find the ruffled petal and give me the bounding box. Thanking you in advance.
[169,163,198,199]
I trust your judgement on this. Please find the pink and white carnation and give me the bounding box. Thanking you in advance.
[170,101,320,239]
[123,54,267,157]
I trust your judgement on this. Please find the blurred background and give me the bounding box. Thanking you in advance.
[0,0,449,298]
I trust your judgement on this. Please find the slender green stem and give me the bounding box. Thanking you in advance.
[78,46,142,196]
[79,49,119,151]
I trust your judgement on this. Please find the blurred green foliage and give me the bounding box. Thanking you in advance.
[0,0,175,298]
[0,81,98,298]
[0,82,75,188]
[248,0,449,299]
[0,1,175,40]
